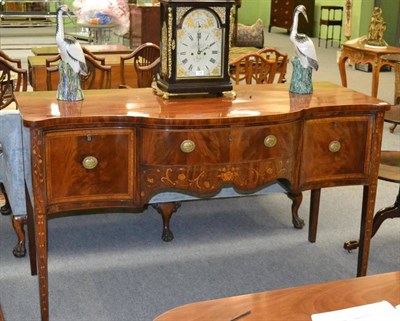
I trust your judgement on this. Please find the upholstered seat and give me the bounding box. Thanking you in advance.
[0,110,28,256]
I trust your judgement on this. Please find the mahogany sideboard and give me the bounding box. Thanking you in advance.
[16,83,389,321]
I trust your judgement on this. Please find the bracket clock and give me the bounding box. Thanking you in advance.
[156,0,235,97]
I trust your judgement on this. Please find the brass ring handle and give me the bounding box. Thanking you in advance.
[264,135,277,148]
[82,156,98,169]
[180,140,196,153]
[328,140,341,153]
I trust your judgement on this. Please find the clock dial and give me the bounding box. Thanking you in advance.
[176,9,223,79]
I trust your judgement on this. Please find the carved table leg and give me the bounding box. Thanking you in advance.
[287,191,305,229]
[152,202,181,242]
[344,186,400,252]
[0,183,12,215]
[11,215,27,257]
[309,189,321,243]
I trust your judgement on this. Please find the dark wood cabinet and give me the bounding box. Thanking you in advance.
[269,0,315,37]
[129,4,161,49]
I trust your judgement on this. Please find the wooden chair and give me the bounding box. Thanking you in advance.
[120,42,160,88]
[257,47,288,83]
[229,52,278,85]
[0,51,28,110]
[46,53,112,90]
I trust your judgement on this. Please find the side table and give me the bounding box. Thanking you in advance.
[338,42,400,98]
[77,23,116,44]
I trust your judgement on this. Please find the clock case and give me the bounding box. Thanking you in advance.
[157,0,234,96]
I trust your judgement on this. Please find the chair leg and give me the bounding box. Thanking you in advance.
[11,215,27,257]
[0,183,12,215]
[344,185,400,251]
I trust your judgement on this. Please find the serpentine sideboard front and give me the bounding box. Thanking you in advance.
[15,82,389,321]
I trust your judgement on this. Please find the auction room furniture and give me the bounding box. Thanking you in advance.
[343,101,400,251]
[154,271,400,321]
[77,22,116,45]
[0,0,61,27]
[129,3,161,49]
[318,6,343,48]
[257,47,288,83]
[338,42,400,98]
[269,0,315,36]
[31,44,132,56]
[0,51,28,109]
[16,82,389,321]
[382,53,400,133]
[0,110,31,259]
[46,54,112,90]
[120,42,160,88]
[229,53,277,84]
[28,54,136,90]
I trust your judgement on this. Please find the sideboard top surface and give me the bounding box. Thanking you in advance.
[16,82,389,128]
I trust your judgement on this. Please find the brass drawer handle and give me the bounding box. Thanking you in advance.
[264,135,277,148]
[329,140,341,153]
[180,140,196,153]
[82,156,98,169]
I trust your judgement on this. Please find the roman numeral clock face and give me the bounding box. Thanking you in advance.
[176,8,223,79]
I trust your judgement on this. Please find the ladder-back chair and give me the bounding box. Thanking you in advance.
[0,51,28,110]
[120,42,160,88]
[229,52,278,85]
[257,47,288,83]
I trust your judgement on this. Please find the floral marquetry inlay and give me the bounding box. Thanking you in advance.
[140,159,293,201]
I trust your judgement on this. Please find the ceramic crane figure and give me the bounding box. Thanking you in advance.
[55,4,87,100]
[290,5,318,71]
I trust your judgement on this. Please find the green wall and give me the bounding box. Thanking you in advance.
[237,0,399,46]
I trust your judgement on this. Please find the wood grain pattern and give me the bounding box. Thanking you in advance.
[16,83,390,321]
[154,271,400,321]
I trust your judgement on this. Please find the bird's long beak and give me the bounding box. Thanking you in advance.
[301,11,309,23]
[63,11,74,23]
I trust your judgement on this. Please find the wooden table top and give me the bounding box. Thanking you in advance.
[342,41,400,55]
[381,54,400,64]
[154,272,400,321]
[15,82,389,127]
[31,44,132,56]
[28,53,133,67]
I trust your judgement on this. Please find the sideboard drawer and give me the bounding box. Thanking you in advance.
[141,128,231,165]
[300,116,372,186]
[45,128,136,205]
[231,122,300,162]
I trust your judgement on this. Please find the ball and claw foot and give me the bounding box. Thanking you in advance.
[162,228,174,242]
[293,216,305,229]
[1,202,11,215]
[13,241,27,257]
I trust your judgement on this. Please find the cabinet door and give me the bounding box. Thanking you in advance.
[45,128,135,205]
[300,116,372,188]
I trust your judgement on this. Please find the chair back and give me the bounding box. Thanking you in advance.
[257,47,288,83]
[46,54,111,90]
[120,43,160,88]
[229,52,277,85]
[0,51,28,110]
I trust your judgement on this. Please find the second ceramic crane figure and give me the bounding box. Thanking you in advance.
[55,5,87,101]
[289,5,318,94]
